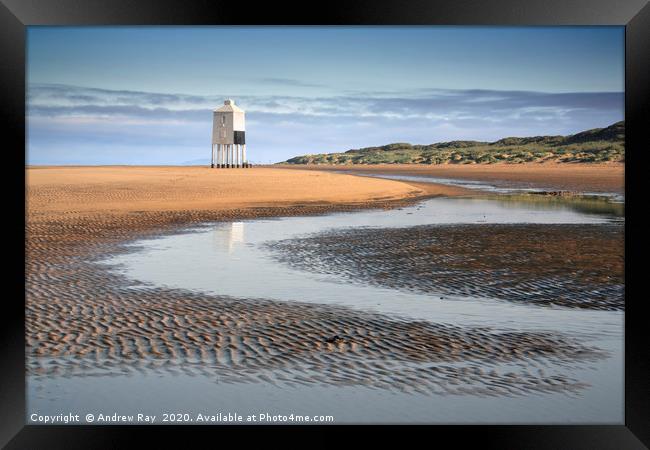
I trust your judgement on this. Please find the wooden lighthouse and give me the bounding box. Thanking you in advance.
[211,99,249,168]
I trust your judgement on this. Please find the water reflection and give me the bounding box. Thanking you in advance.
[488,194,624,218]
[213,222,245,254]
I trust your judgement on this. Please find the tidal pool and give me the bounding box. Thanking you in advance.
[29,195,624,424]
[105,197,618,329]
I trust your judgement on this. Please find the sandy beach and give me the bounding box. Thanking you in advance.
[22,25,628,427]
[277,163,625,194]
[26,165,618,403]
[27,166,469,218]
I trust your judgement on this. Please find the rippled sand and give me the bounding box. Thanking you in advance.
[265,224,624,311]
[27,166,607,396]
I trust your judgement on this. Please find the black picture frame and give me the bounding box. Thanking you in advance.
[2,0,647,447]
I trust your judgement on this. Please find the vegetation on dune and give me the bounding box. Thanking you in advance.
[283,121,624,165]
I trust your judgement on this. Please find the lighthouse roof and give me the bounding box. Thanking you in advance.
[214,99,244,113]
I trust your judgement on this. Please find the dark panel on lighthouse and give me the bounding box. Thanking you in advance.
[234,131,246,145]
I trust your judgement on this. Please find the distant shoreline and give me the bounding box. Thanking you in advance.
[282,121,625,166]
[276,162,624,195]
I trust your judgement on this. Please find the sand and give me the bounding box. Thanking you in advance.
[266,224,624,311]
[27,222,602,396]
[27,166,470,218]
[277,163,625,194]
[26,165,608,396]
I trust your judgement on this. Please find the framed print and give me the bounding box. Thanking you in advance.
[1,0,648,447]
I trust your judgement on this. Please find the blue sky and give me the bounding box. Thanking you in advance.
[27,26,624,165]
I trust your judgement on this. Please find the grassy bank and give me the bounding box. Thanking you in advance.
[284,121,624,165]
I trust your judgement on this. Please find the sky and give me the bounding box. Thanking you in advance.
[27,26,624,165]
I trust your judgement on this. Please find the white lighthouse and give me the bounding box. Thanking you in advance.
[211,99,249,168]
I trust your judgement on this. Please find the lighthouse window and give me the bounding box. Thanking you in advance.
[221,115,226,125]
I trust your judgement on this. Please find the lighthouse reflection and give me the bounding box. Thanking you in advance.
[213,222,245,254]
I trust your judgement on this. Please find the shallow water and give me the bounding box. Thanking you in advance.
[105,197,618,330]
[28,353,622,424]
[29,196,624,424]
[349,171,625,203]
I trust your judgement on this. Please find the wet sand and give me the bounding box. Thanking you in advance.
[265,224,624,311]
[26,165,609,397]
[277,163,625,194]
[27,214,604,396]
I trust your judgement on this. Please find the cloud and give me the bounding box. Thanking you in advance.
[28,83,622,122]
[27,83,623,164]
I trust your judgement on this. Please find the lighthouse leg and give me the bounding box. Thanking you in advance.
[211,144,214,168]
[242,144,247,168]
